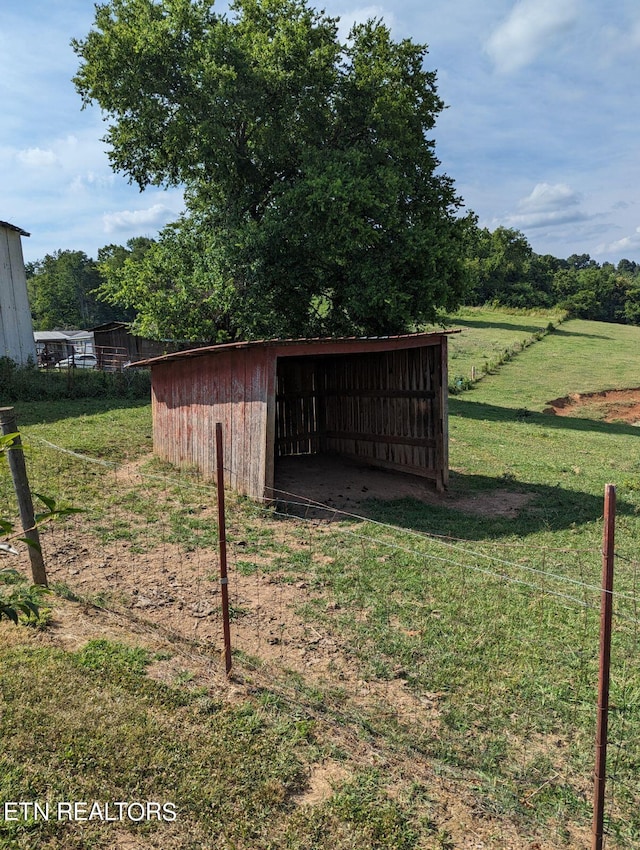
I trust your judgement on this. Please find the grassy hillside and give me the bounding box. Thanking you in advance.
[467,317,640,408]
[2,311,640,849]
[444,305,566,386]
[445,318,640,538]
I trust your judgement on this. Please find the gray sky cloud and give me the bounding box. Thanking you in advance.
[517,183,581,213]
[496,182,590,232]
[3,0,640,265]
[485,0,581,73]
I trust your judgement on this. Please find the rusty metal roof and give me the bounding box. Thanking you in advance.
[130,330,460,368]
[0,221,30,237]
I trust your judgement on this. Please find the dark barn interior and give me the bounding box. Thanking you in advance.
[274,344,447,491]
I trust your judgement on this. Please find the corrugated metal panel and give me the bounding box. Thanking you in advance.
[133,330,458,368]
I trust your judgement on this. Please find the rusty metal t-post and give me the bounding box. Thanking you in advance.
[592,483,616,850]
[0,407,48,586]
[215,422,232,674]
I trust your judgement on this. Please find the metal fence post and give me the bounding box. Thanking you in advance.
[592,483,616,850]
[215,422,232,674]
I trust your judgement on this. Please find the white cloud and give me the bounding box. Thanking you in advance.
[518,182,581,212]
[499,182,589,230]
[598,227,640,256]
[70,172,116,194]
[486,0,581,73]
[103,204,174,234]
[16,147,58,168]
[337,5,396,42]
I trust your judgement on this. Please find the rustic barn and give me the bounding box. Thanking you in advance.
[135,333,455,500]
[0,221,37,365]
[92,321,195,370]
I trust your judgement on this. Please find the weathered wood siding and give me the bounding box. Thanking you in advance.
[147,333,451,498]
[0,224,37,365]
[151,348,275,498]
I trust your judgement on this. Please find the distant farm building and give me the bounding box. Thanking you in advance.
[35,330,93,367]
[0,221,37,365]
[92,322,194,371]
[134,333,454,500]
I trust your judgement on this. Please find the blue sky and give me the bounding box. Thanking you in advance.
[2,0,640,265]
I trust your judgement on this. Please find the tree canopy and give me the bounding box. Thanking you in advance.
[25,250,130,331]
[73,0,473,341]
[461,227,640,324]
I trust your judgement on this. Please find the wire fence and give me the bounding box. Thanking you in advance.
[3,435,640,848]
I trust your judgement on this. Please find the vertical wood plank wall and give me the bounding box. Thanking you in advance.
[151,348,274,499]
[149,335,449,498]
[275,342,446,488]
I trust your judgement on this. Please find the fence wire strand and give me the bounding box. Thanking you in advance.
[3,437,640,846]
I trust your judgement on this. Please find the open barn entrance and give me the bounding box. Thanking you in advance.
[273,345,446,502]
[139,331,452,502]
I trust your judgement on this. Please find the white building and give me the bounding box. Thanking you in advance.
[0,221,37,365]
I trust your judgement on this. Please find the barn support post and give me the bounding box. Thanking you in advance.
[215,422,233,675]
[437,336,449,491]
[592,483,616,850]
[0,407,48,587]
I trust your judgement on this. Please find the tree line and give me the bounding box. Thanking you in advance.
[25,239,152,331]
[464,227,640,324]
[26,226,640,336]
[24,0,640,339]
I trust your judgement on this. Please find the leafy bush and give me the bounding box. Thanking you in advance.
[0,358,150,402]
[0,568,50,624]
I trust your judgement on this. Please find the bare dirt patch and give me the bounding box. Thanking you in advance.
[275,454,531,518]
[40,529,442,731]
[2,453,578,849]
[544,388,640,424]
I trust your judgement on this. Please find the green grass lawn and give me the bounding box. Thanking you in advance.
[445,318,640,549]
[3,310,640,849]
[13,398,153,462]
[442,305,566,387]
[466,318,640,409]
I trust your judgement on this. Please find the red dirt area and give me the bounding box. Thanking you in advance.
[544,388,640,425]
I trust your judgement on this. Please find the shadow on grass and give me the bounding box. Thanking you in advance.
[12,398,151,427]
[273,460,632,540]
[451,318,554,335]
[546,327,613,340]
[358,471,631,540]
[449,396,640,437]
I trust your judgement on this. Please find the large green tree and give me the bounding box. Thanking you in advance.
[464,227,558,308]
[25,250,126,331]
[73,0,473,341]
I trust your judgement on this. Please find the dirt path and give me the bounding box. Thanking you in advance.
[544,388,640,424]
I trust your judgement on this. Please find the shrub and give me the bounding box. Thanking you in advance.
[0,358,151,402]
[0,568,50,624]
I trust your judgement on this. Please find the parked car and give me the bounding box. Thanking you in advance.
[54,353,98,370]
